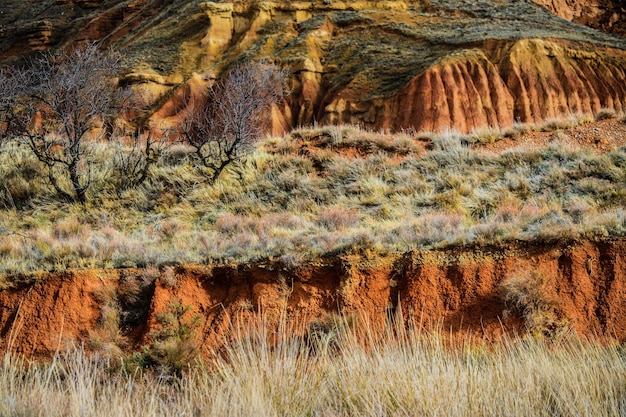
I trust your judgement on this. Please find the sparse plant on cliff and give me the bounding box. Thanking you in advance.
[176,61,289,184]
[1,43,136,203]
[111,127,169,193]
[137,298,202,378]
[499,271,568,338]
[88,288,125,360]
[596,108,618,121]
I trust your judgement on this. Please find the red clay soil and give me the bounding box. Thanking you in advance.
[1,239,625,358]
[480,118,626,153]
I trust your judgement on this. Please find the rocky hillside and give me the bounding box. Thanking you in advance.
[1,0,626,133]
[2,2,626,356]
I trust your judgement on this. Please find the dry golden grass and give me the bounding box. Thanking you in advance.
[0,316,624,416]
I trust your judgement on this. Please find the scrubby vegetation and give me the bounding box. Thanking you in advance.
[0,121,625,276]
[499,270,568,338]
[1,317,624,416]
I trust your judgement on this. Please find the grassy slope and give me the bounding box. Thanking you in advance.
[1,118,625,277]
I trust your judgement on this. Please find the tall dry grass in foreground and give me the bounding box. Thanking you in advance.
[1,319,624,417]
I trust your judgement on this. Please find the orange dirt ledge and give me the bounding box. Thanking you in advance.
[1,238,625,358]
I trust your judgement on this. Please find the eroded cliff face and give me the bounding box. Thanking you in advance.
[379,38,626,132]
[533,0,626,36]
[139,2,626,134]
[1,239,625,358]
[2,1,626,134]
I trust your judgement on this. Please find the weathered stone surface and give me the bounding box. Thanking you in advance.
[318,39,626,133]
[533,0,626,36]
[24,21,54,51]
[2,1,626,134]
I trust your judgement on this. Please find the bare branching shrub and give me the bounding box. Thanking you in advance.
[177,61,289,184]
[2,43,136,203]
[111,128,168,193]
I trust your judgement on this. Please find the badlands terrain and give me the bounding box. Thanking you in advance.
[0,1,626,415]
[2,0,626,133]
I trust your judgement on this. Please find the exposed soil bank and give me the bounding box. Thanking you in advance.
[1,238,625,357]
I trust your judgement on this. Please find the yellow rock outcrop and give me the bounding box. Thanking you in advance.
[2,0,626,134]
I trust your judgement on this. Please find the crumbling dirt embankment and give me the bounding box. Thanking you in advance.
[1,238,625,358]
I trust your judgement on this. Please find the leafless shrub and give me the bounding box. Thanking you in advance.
[111,127,169,193]
[2,43,136,203]
[176,61,289,184]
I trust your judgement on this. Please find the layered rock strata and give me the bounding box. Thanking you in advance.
[2,1,626,134]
